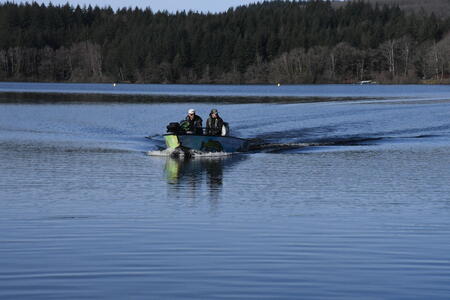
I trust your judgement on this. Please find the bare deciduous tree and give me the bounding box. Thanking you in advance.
[380,39,399,75]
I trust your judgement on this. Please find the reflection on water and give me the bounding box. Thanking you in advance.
[164,155,246,202]
[165,157,223,187]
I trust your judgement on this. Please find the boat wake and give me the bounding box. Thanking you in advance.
[248,142,312,152]
[147,148,233,158]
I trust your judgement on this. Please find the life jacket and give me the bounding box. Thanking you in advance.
[184,115,203,134]
[206,116,224,136]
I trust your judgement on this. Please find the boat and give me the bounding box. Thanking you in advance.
[359,80,377,84]
[165,134,250,153]
[164,122,249,153]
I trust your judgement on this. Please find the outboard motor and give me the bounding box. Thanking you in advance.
[167,122,182,134]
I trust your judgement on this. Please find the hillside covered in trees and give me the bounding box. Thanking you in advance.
[1,0,450,84]
[340,0,450,18]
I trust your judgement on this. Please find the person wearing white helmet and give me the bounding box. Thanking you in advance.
[182,108,203,135]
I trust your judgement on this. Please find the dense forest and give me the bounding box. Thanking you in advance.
[344,0,450,18]
[1,0,450,84]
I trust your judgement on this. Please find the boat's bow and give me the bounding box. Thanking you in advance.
[164,134,249,153]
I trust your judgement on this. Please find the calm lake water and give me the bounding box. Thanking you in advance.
[1,83,450,299]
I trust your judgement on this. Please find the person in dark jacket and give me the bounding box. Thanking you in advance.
[182,108,203,135]
[206,108,224,136]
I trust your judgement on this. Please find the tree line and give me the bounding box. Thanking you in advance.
[1,0,450,84]
[347,0,450,18]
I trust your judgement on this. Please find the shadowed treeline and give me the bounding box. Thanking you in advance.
[335,0,450,18]
[1,0,450,84]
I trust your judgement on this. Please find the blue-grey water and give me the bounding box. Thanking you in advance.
[1,83,450,299]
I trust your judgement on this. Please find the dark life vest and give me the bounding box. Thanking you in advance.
[184,115,203,134]
[206,116,224,136]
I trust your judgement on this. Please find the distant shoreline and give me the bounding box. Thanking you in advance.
[0,80,449,85]
[2,82,449,104]
[0,91,382,104]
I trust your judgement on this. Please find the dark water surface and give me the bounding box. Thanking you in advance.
[1,84,450,299]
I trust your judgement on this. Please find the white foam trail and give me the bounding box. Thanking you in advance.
[147,148,177,157]
[147,148,233,157]
[189,150,233,157]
